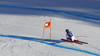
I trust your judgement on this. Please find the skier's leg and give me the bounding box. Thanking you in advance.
[71,36,79,42]
[73,36,79,42]
[67,38,71,41]
[71,36,75,41]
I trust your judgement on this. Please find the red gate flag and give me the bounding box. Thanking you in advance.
[44,21,51,29]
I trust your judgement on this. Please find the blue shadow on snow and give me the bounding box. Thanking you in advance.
[0,4,100,21]
[0,34,100,56]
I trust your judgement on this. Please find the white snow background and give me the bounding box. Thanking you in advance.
[0,0,100,56]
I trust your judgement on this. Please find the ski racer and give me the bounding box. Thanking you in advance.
[66,29,79,42]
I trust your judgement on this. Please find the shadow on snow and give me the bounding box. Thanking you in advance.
[0,34,64,44]
[0,34,100,56]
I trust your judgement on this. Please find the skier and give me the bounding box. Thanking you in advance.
[66,29,79,42]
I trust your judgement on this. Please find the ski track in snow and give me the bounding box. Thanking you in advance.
[0,34,100,56]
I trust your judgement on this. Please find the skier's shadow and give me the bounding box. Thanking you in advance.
[0,34,64,44]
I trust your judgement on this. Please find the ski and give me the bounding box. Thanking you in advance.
[78,41,88,44]
[61,38,88,45]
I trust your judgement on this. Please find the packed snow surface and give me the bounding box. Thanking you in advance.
[0,0,100,56]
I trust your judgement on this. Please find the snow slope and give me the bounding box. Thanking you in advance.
[0,0,100,56]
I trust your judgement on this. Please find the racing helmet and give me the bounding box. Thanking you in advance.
[66,29,70,33]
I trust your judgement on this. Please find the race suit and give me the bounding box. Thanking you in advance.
[66,31,77,41]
